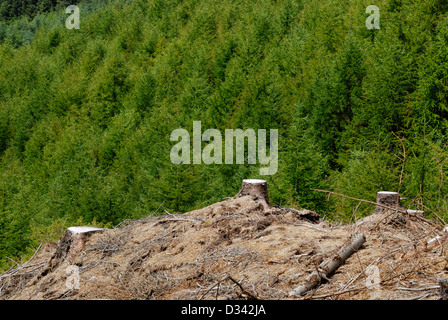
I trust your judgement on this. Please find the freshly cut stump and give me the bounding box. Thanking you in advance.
[31,226,106,285]
[53,227,105,263]
[235,179,270,210]
[372,191,401,214]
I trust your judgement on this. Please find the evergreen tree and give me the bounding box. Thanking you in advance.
[301,35,365,169]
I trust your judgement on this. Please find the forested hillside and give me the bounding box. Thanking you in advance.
[1,0,448,270]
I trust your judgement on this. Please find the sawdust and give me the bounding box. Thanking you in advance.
[1,194,447,300]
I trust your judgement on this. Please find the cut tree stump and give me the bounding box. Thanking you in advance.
[372,191,401,214]
[235,179,270,210]
[32,226,106,283]
[289,233,366,297]
[53,227,105,263]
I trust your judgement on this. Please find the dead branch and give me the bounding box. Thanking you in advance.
[199,280,223,300]
[304,285,367,299]
[227,275,259,300]
[289,233,366,297]
[311,189,441,231]
[310,189,408,214]
[402,226,448,260]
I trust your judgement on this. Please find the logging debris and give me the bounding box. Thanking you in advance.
[1,183,448,300]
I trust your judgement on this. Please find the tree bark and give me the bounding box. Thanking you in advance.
[289,233,366,297]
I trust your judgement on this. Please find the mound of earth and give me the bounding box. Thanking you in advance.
[1,182,448,300]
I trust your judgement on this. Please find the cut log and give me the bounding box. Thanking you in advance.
[235,179,270,210]
[289,233,366,297]
[372,191,401,214]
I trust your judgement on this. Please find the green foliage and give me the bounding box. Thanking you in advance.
[271,111,330,212]
[301,35,366,168]
[330,146,400,222]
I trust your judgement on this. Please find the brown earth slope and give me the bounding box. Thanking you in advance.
[1,190,448,300]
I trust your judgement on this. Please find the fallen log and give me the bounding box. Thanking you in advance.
[289,233,366,297]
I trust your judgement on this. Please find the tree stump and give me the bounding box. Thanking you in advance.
[32,227,106,285]
[371,191,401,214]
[235,179,270,210]
[53,227,105,264]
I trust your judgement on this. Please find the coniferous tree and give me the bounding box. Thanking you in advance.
[301,35,365,169]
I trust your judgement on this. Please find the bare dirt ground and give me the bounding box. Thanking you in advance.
[1,193,447,300]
